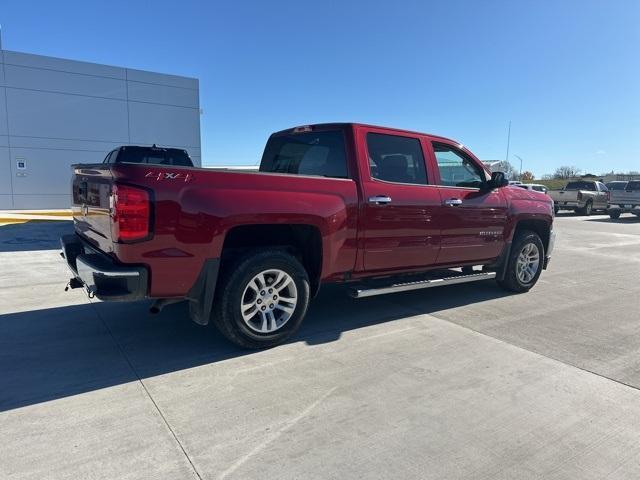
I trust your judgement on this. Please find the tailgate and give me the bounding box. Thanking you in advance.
[72,164,114,253]
[611,184,640,205]
[551,190,578,202]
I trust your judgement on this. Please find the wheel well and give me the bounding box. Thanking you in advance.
[221,224,323,295]
[514,219,550,252]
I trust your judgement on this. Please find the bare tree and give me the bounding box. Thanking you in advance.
[553,166,581,179]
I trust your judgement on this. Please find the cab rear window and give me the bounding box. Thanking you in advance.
[259,130,348,178]
[110,147,193,167]
[565,181,596,191]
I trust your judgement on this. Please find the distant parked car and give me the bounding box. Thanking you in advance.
[608,180,640,219]
[549,180,609,215]
[515,183,549,194]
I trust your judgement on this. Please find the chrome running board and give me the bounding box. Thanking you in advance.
[349,271,497,298]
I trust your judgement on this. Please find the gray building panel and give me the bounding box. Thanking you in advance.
[126,67,198,89]
[0,49,201,209]
[3,50,126,79]
[6,88,131,141]
[0,147,12,209]
[4,64,128,99]
[128,101,201,148]
[126,81,199,108]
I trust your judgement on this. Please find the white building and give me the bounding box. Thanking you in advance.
[0,49,200,209]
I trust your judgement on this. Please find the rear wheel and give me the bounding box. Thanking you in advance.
[497,230,544,293]
[212,249,310,349]
[609,210,621,219]
[578,200,593,216]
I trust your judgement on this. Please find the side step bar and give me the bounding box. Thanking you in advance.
[349,271,497,298]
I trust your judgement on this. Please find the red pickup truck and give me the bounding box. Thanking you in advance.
[61,123,555,348]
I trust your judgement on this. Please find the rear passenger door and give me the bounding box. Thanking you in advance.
[357,127,441,272]
[429,141,508,265]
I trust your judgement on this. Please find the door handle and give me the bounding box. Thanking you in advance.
[368,195,392,205]
[444,198,463,206]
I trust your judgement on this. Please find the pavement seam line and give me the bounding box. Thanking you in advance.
[388,296,640,394]
[87,300,204,480]
[219,386,338,479]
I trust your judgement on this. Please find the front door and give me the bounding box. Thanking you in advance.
[358,128,441,273]
[429,142,508,265]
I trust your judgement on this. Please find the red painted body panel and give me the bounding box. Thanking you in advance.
[71,123,553,299]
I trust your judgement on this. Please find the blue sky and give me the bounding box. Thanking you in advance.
[2,0,638,177]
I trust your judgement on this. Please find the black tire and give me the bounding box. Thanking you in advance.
[609,210,621,219]
[212,249,310,349]
[497,230,544,293]
[554,205,560,215]
[578,200,593,216]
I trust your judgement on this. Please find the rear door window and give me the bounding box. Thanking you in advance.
[260,130,348,178]
[366,133,428,185]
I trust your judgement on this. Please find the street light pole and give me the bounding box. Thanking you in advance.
[514,155,524,181]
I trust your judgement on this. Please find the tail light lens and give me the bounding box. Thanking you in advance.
[606,191,611,202]
[577,191,583,201]
[111,184,151,242]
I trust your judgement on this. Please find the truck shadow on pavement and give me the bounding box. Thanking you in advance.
[0,281,509,412]
[0,221,74,252]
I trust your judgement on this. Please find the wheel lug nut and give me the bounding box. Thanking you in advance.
[261,306,266,311]
[260,291,266,295]
[273,295,277,300]
[269,304,274,309]
[257,299,262,304]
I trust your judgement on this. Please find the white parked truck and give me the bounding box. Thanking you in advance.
[608,180,640,219]
[549,180,609,215]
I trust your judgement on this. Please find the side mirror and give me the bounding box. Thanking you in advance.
[487,171,509,189]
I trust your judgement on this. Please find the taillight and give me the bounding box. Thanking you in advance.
[606,191,611,202]
[111,184,150,242]
[577,191,583,201]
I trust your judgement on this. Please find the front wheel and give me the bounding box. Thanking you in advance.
[212,249,310,349]
[609,210,621,219]
[497,230,544,293]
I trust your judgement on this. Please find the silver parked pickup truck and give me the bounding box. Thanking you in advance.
[549,180,609,215]
[608,180,640,219]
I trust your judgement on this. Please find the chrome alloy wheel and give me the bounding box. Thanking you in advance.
[240,269,298,333]
[516,242,540,284]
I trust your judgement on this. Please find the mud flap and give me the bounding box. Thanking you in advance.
[186,258,220,325]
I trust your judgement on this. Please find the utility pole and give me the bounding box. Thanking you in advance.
[505,120,511,162]
[514,154,524,181]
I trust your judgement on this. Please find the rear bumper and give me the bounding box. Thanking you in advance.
[554,201,581,209]
[60,234,148,301]
[608,204,640,212]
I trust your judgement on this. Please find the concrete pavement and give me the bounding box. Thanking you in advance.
[1,213,640,479]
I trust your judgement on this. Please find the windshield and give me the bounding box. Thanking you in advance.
[565,181,595,191]
[260,130,348,178]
